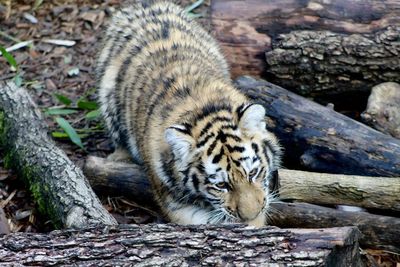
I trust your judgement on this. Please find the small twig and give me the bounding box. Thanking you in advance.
[0,31,22,44]
[0,189,17,209]
[0,40,34,56]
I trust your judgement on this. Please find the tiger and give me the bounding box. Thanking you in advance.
[96,0,282,227]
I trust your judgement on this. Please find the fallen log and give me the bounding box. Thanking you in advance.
[211,0,400,100]
[0,81,117,228]
[83,156,400,253]
[0,224,361,266]
[278,169,400,212]
[235,76,400,177]
[271,202,400,254]
[85,156,400,212]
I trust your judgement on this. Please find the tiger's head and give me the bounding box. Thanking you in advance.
[165,103,281,226]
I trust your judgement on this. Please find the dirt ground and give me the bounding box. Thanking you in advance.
[0,0,398,266]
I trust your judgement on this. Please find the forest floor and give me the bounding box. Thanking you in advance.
[0,0,210,233]
[0,0,398,266]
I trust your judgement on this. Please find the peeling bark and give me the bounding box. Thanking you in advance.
[211,0,400,100]
[83,156,400,253]
[0,224,361,266]
[0,81,117,228]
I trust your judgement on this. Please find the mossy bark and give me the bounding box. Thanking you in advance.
[0,81,117,228]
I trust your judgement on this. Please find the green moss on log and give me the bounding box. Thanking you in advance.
[0,110,63,229]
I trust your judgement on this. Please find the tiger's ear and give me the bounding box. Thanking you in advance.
[237,104,266,134]
[165,125,194,166]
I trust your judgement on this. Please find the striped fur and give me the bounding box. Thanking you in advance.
[97,1,281,227]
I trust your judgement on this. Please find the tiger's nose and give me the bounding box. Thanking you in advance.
[237,198,263,221]
[237,207,261,221]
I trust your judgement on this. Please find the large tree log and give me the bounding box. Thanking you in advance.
[235,76,400,177]
[0,224,361,266]
[211,0,400,100]
[83,156,400,253]
[0,81,117,228]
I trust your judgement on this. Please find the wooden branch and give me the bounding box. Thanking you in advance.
[83,156,400,253]
[236,76,400,177]
[83,156,157,210]
[211,0,400,99]
[0,81,117,228]
[0,224,361,266]
[278,169,400,212]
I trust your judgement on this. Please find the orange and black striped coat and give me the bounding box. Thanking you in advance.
[97,1,281,226]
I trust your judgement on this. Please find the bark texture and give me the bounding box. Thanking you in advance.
[235,76,400,176]
[211,0,400,99]
[0,224,361,266]
[83,156,400,253]
[0,81,117,228]
[272,202,400,254]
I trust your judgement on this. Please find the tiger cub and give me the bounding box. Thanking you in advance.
[97,1,281,227]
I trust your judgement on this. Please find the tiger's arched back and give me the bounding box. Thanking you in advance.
[97,1,281,226]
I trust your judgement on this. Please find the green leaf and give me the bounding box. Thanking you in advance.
[77,100,98,110]
[45,108,78,116]
[51,132,70,138]
[184,0,204,13]
[33,0,44,10]
[0,45,18,70]
[55,117,84,149]
[52,131,88,139]
[85,109,101,120]
[54,94,72,106]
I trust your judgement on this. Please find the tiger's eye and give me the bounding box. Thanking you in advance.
[249,169,258,179]
[215,182,227,190]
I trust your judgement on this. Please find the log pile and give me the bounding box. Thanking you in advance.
[235,76,400,176]
[211,0,400,101]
